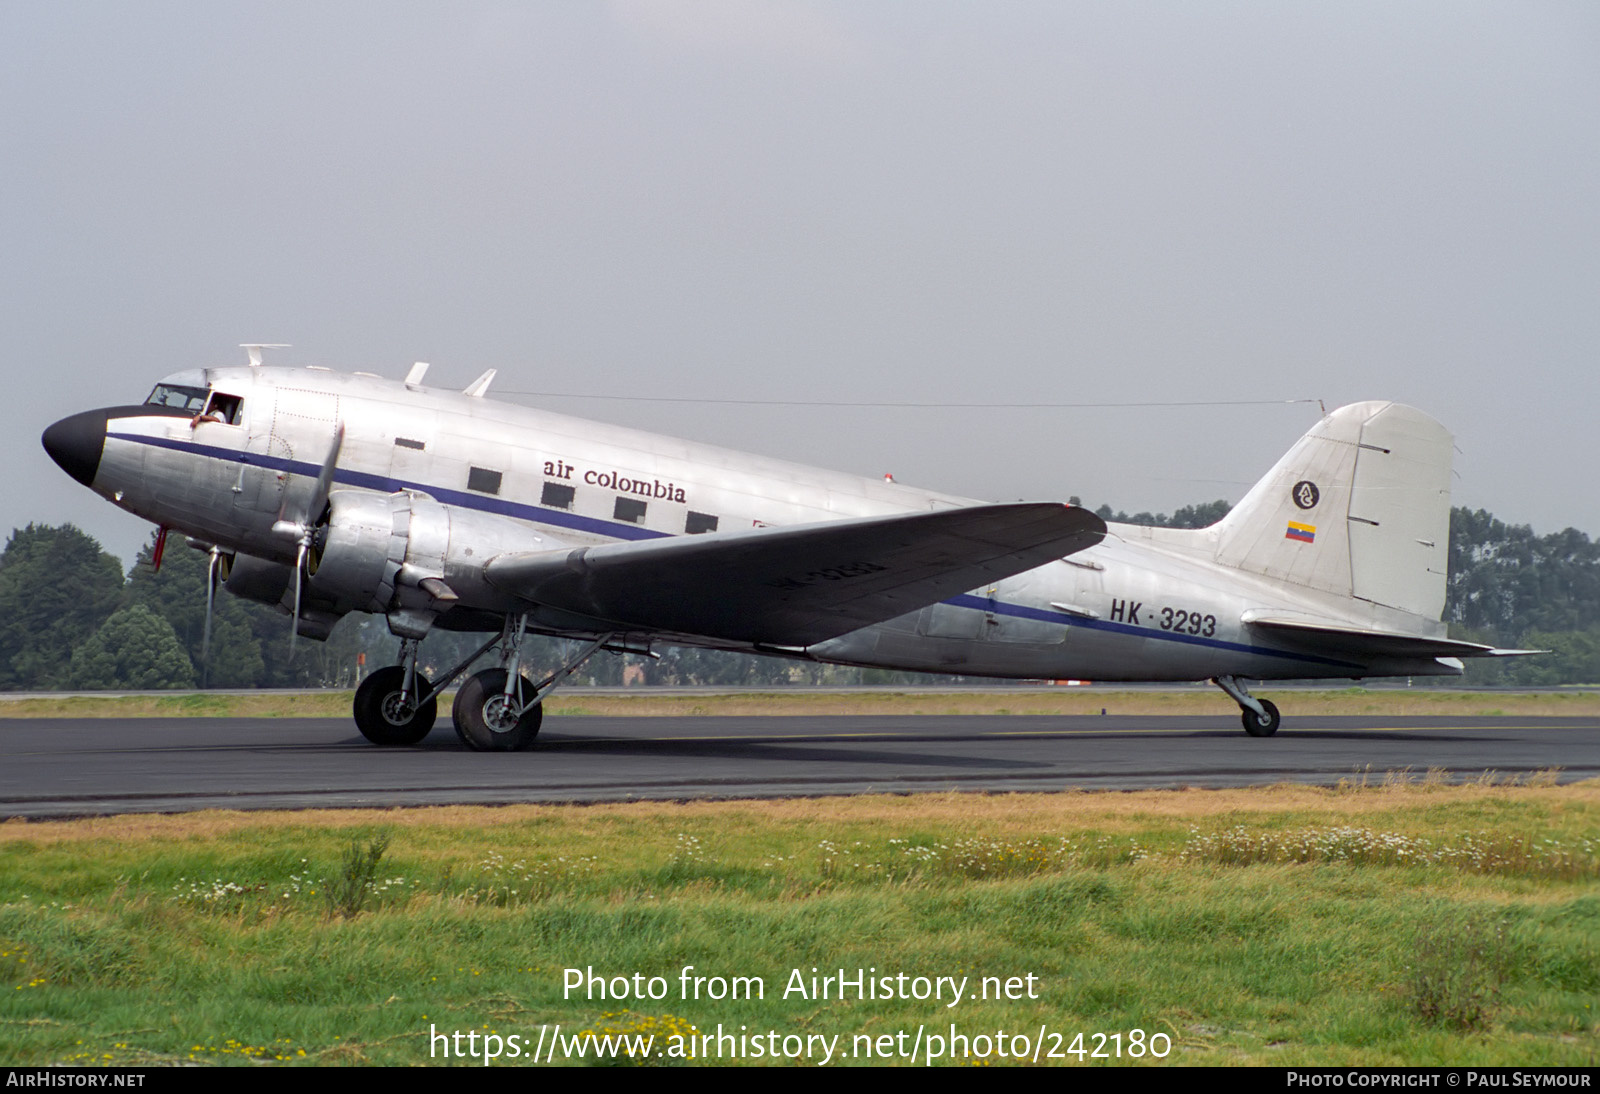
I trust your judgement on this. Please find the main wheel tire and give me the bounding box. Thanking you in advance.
[352,666,437,745]
[1241,698,1281,737]
[452,668,544,752]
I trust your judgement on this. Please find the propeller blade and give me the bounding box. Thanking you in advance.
[307,423,344,523]
[273,425,341,661]
[201,547,218,688]
[276,423,345,530]
[290,540,307,657]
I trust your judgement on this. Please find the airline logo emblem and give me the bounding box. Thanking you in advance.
[1285,521,1316,543]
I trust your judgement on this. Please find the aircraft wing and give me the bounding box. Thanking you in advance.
[486,502,1105,646]
[1241,612,1542,659]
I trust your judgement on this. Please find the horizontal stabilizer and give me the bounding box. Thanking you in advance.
[1242,612,1540,659]
[487,503,1106,646]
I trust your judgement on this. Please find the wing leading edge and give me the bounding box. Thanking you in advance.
[486,503,1106,646]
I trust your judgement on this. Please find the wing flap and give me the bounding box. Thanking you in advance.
[487,503,1105,646]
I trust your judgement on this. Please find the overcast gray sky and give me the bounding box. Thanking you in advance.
[5,1,1597,565]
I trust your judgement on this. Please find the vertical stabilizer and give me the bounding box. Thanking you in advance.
[1212,401,1452,620]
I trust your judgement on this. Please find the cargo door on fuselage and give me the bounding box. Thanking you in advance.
[915,595,988,640]
[980,571,1071,645]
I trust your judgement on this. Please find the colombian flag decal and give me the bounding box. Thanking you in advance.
[1286,521,1316,543]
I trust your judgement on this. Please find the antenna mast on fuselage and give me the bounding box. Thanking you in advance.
[239,344,291,367]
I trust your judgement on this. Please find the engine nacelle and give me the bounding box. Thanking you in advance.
[308,489,549,623]
[220,552,343,640]
[222,552,292,605]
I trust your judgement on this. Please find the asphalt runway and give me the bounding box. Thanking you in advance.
[2,713,1597,818]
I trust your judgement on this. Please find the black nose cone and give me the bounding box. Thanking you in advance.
[42,409,109,488]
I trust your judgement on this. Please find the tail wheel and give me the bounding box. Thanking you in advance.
[353,666,437,745]
[1242,698,1281,737]
[453,667,543,752]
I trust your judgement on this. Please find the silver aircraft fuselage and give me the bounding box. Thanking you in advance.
[46,364,1462,685]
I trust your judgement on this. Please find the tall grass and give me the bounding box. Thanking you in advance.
[0,784,1595,1066]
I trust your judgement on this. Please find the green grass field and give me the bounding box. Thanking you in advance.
[2,781,1596,1066]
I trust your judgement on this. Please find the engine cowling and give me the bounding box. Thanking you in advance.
[308,490,431,614]
[307,489,551,621]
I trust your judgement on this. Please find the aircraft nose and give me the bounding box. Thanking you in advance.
[41,408,110,488]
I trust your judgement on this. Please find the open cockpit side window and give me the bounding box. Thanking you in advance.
[203,392,243,425]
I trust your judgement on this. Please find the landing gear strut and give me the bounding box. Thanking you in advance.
[353,619,614,751]
[452,623,610,753]
[352,640,436,745]
[1213,674,1281,737]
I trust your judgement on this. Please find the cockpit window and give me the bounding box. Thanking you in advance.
[145,384,209,411]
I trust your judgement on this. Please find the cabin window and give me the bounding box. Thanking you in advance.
[614,497,647,524]
[685,511,719,534]
[394,437,425,451]
[468,466,503,495]
[541,482,575,510]
[145,384,208,411]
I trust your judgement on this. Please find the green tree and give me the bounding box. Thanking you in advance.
[0,524,126,689]
[1092,500,1232,528]
[1447,508,1600,644]
[69,603,196,689]
[126,534,264,688]
[1502,630,1600,686]
[1168,500,1232,529]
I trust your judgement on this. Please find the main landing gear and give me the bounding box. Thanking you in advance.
[352,648,436,746]
[452,668,542,751]
[350,620,611,752]
[1213,674,1281,737]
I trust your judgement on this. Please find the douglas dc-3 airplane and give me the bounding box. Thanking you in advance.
[42,348,1515,750]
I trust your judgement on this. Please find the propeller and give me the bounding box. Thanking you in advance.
[272,424,344,654]
[201,546,219,688]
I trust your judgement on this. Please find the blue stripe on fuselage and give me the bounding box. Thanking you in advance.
[109,429,1365,669]
[945,594,1361,670]
[108,430,669,541]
